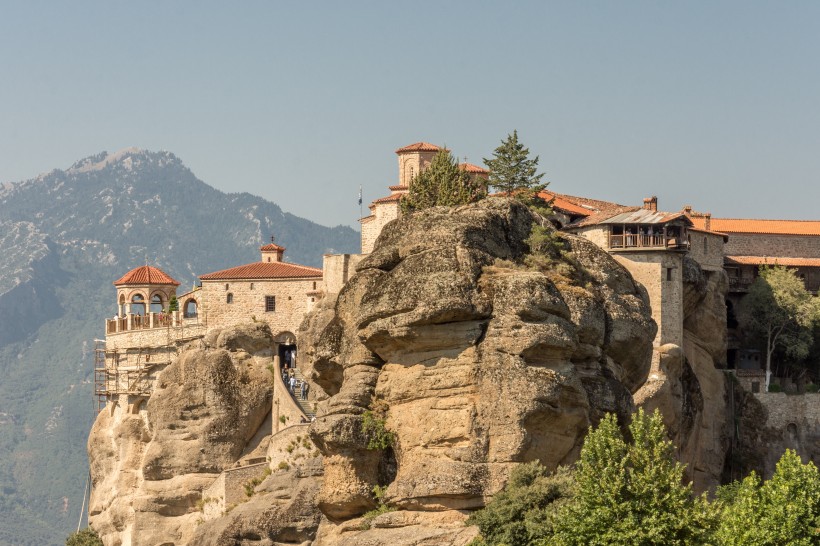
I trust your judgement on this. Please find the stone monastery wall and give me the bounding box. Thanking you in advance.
[361,201,400,254]
[725,233,820,258]
[688,231,725,271]
[201,277,319,336]
[754,392,820,429]
[612,252,684,347]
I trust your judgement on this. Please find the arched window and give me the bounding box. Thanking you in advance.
[225,283,229,291]
[227,293,233,304]
[131,294,145,316]
[184,299,198,318]
[150,294,163,314]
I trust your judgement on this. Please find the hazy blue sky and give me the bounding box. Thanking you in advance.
[2,2,819,229]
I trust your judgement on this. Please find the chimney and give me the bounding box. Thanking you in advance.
[643,196,658,211]
[705,213,711,231]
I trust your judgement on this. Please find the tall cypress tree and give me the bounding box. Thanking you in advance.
[483,130,546,196]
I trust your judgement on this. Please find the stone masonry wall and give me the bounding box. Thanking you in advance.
[201,462,269,520]
[688,231,725,271]
[613,251,684,347]
[323,253,365,295]
[200,277,320,338]
[573,225,610,249]
[361,201,400,254]
[753,393,820,428]
[725,233,820,258]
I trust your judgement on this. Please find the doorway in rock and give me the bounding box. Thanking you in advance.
[279,343,297,370]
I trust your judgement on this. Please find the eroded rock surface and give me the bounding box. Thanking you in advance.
[298,199,656,541]
[88,323,274,546]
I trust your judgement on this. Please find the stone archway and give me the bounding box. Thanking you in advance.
[274,331,297,369]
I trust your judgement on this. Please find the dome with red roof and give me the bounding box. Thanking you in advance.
[113,265,180,286]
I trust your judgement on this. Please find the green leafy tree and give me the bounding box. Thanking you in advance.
[714,449,820,545]
[467,462,574,546]
[483,130,545,197]
[737,265,820,390]
[548,409,716,546]
[402,149,487,212]
[66,527,103,546]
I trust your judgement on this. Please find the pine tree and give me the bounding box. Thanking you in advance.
[483,130,545,197]
[402,149,487,212]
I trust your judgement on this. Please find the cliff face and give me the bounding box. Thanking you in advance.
[89,198,737,545]
[298,199,656,541]
[88,323,274,546]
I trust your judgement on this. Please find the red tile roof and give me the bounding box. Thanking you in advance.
[388,184,409,191]
[199,262,322,280]
[260,243,285,251]
[459,162,489,174]
[537,190,594,217]
[689,227,729,241]
[690,218,820,236]
[114,265,180,286]
[395,142,440,154]
[370,193,403,205]
[725,256,820,267]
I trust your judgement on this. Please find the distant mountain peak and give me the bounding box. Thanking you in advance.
[66,148,183,175]
[68,147,147,174]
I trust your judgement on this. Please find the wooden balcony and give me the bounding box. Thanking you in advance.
[609,234,688,250]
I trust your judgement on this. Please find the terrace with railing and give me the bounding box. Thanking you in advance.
[105,310,203,335]
[608,231,689,251]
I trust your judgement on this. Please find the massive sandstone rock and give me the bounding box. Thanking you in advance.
[298,198,657,541]
[88,323,274,546]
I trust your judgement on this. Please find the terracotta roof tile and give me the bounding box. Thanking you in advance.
[538,190,593,217]
[114,265,180,286]
[260,243,285,251]
[371,193,403,204]
[388,184,409,191]
[459,163,489,174]
[395,142,440,153]
[199,262,322,280]
[691,218,820,236]
[689,227,729,241]
[725,256,820,267]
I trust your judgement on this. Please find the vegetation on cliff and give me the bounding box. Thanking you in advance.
[469,409,820,546]
[401,149,487,211]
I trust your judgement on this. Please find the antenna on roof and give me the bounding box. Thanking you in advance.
[270,235,275,243]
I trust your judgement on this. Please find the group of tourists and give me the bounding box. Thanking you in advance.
[282,367,309,400]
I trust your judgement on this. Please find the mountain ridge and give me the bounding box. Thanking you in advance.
[0,148,360,545]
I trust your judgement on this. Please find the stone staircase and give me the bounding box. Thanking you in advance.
[286,366,315,419]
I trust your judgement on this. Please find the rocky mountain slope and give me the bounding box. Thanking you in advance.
[0,149,359,546]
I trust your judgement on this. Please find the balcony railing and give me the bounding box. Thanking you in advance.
[105,311,200,335]
[609,234,687,250]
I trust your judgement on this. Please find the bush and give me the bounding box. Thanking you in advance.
[66,528,103,546]
[361,410,395,451]
[467,462,574,546]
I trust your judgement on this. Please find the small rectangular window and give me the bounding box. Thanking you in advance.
[265,296,276,312]
[666,268,674,281]
[751,381,760,393]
